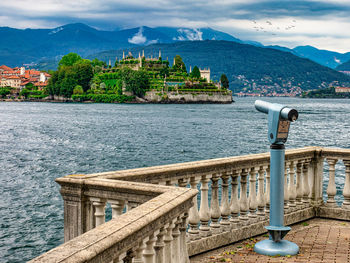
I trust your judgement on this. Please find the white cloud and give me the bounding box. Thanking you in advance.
[128,27,147,44]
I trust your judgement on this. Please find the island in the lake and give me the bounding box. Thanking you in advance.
[0,51,232,104]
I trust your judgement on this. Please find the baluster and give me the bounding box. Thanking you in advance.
[265,166,270,216]
[342,160,350,209]
[288,162,297,212]
[284,163,290,212]
[303,160,311,207]
[143,233,157,263]
[117,250,133,263]
[115,252,126,263]
[90,197,106,227]
[239,168,249,226]
[210,174,221,234]
[199,175,211,237]
[109,199,125,219]
[179,213,190,263]
[154,226,166,263]
[163,221,174,263]
[188,176,200,240]
[257,166,266,219]
[171,217,181,263]
[326,158,338,207]
[229,170,240,229]
[133,240,146,263]
[248,167,258,223]
[220,173,231,231]
[296,161,304,207]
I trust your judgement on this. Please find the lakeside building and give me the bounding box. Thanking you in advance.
[0,65,50,95]
[335,87,350,93]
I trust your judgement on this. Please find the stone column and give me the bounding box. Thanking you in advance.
[248,167,258,223]
[310,153,324,207]
[133,240,146,263]
[230,170,240,229]
[143,233,157,263]
[56,180,91,242]
[284,164,289,212]
[220,173,231,231]
[163,221,174,263]
[90,197,106,227]
[179,213,190,263]
[288,162,297,212]
[239,168,249,226]
[188,176,200,240]
[199,175,211,237]
[257,166,266,219]
[109,199,125,219]
[342,160,350,209]
[326,158,338,207]
[296,161,304,207]
[171,218,181,263]
[302,160,311,207]
[154,227,166,263]
[210,174,221,234]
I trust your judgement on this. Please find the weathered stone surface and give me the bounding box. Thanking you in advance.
[190,218,350,263]
[144,91,233,104]
[187,207,315,256]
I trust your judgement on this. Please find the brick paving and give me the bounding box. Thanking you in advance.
[190,218,350,263]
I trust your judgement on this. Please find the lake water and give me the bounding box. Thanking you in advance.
[0,97,349,262]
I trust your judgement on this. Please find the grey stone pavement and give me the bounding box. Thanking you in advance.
[190,218,350,263]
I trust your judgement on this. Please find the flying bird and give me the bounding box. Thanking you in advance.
[266,21,272,25]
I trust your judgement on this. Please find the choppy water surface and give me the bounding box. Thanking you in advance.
[0,97,349,262]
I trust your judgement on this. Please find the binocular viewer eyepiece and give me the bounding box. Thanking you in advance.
[255,100,298,122]
[255,100,298,144]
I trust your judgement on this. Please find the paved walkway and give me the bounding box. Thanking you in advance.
[190,218,350,263]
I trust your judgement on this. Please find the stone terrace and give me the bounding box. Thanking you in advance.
[191,218,350,263]
[30,147,350,263]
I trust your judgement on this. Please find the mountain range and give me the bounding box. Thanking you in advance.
[1,23,350,93]
[1,23,350,70]
[89,40,350,93]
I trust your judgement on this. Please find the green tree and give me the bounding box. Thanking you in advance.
[73,63,93,92]
[59,68,77,97]
[25,83,35,90]
[220,74,229,89]
[159,67,169,78]
[121,68,149,97]
[91,58,106,67]
[172,55,187,73]
[20,89,30,99]
[0,87,11,98]
[73,85,84,95]
[190,66,201,79]
[59,53,82,67]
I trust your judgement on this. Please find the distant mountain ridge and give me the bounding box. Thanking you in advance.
[1,22,349,71]
[89,40,350,93]
[336,59,350,71]
[0,23,240,67]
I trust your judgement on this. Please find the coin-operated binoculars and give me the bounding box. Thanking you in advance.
[254,100,299,256]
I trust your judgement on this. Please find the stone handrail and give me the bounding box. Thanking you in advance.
[30,146,350,262]
[30,179,197,263]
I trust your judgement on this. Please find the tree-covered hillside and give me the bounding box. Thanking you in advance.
[90,40,350,93]
[336,59,350,71]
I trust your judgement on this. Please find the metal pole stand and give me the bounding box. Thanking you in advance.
[254,143,299,256]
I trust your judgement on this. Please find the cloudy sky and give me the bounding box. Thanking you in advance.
[1,0,349,52]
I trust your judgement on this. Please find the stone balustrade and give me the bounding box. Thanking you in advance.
[30,146,350,262]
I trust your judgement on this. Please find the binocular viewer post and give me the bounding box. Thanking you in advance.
[253,100,299,256]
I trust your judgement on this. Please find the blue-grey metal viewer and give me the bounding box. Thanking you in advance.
[254,100,299,256]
